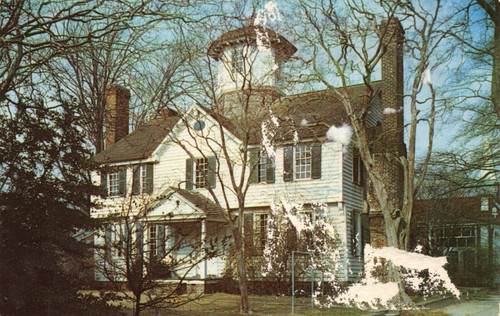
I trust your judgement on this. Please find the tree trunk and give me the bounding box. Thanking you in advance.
[134,293,141,316]
[382,208,414,307]
[235,248,250,313]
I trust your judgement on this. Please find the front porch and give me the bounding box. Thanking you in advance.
[94,188,230,291]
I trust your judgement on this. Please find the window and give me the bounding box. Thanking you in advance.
[284,144,321,181]
[232,48,244,73]
[258,214,268,252]
[101,168,126,197]
[434,225,476,248]
[141,166,147,190]
[149,225,158,257]
[351,211,361,256]
[258,151,268,183]
[133,164,153,195]
[353,152,364,186]
[186,157,216,190]
[295,145,312,179]
[195,158,208,188]
[298,210,313,226]
[249,149,275,184]
[109,172,120,196]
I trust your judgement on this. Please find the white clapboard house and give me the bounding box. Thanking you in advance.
[91,21,405,292]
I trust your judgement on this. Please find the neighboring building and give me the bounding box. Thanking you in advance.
[90,20,405,291]
[412,193,500,286]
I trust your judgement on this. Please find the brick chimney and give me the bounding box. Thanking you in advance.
[105,84,130,149]
[368,18,406,247]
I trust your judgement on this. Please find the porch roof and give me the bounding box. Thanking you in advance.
[174,188,227,221]
[148,188,227,222]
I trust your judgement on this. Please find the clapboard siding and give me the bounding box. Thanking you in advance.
[342,146,365,282]
[153,120,344,209]
[90,110,356,282]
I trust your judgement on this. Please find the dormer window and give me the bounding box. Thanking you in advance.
[232,48,244,74]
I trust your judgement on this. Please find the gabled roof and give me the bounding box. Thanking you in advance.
[173,188,226,221]
[92,82,381,164]
[93,116,180,164]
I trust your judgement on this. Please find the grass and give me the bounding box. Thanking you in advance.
[80,291,453,315]
[144,293,365,316]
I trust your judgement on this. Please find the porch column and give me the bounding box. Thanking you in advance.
[200,219,207,279]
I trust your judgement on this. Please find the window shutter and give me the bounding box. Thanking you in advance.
[145,164,154,194]
[185,158,193,190]
[360,160,366,186]
[125,223,133,255]
[135,222,144,259]
[312,144,322,179]
[266,158,275,183]
[157,224,165,258]
[249,150,258,184]
[132,165,140,195]
[105,224,112,260]
[100,172,108,197]
[207,156,216,189]
[283,146,293,182]
[119,167,127,196]
[244,213,254,254]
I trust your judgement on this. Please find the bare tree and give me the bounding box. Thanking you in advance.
[93,181,221,316]
[431,0,499,190]
[163,13,296,312]
[289,0,460,305]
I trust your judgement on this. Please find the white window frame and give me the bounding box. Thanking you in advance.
[140,165,147,193]
[232,47,244,74]
[294,145,312,180]
[149,225,158,257]
[195,158,208,188]
[258,151,268,183]
[256,213,268,252]
[108,172,120,197]
[351,211,361,257]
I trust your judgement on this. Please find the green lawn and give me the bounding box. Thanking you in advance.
[80,291,452,315]
[149,293,365,316]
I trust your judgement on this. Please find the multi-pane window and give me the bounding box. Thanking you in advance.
[109,172,120,196]
[351,212,361,256]
[435,225,476,248]
[258,214,268,252]
[141,165,147,191]
[149,225,158,257]
[232,48,244,73]
[258,151,268,183]
[195,158,208,188]
[298,210,313,225]
[295,145,312,179]
[133,164,153,195]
